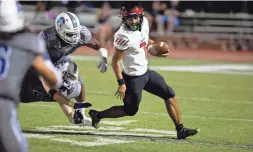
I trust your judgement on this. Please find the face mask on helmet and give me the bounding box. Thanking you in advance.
[125,15,141,31]
[63,31,80,44]
[62,71,78,90]
[55,12,81,44]
[56,60,79,90]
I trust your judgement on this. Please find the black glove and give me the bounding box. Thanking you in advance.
[73,110,84,124]
[73,102,92,109]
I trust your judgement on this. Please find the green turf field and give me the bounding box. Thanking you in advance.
[18,57,253,152]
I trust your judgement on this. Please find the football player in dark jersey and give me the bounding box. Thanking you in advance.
[38,12,108,120]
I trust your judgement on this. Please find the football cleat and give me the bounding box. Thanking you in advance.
[88,110,101,129]
[177,128,200,139]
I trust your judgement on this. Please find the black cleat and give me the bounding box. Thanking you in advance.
[88,110,101,129]
[177,128,200,139]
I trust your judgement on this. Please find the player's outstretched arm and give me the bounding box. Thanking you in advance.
[40,78,92,123]
[80,26,108,73]
[33,56,62,89]
[53,92,91,124]
[83,37,107,73]
[40,77,91,109]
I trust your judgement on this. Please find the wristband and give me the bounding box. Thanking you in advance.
[117,79,125,85]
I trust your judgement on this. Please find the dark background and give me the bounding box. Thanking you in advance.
[20,1,253,14]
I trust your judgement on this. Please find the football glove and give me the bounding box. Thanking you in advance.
[73,102,92,109]
[73,109,84,124]
[97,48,108,73]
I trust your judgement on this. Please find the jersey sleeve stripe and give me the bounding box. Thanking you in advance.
[119,40,126,45]
[115,38,119,43]
[122,41,129,46]
[117,39,123,45]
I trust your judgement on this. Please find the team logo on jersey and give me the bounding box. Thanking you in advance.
[33,90,52,101]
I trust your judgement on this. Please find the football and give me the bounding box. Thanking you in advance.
[147,41,170,56]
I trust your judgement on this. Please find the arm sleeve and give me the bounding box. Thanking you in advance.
[79,26,92,44]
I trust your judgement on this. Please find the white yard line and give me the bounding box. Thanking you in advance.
[150,64,253,75]
[24,126,253,149]
[51,137,134,147]
[37,127,171,138]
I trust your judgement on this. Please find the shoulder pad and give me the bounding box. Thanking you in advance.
[36,36,47,55]
[11,33,46,55]
[38,31,45,40]
[79,26,92,44]
[113,33,130,51]
[143,16,149,26]
[142,17,149,31]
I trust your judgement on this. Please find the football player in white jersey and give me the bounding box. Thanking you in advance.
[0,0,62,151]
[89,2,199,139]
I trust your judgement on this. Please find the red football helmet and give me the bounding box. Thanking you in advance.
[120,2,144,31]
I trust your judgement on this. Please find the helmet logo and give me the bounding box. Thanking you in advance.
[129,7,143,15]
[121,7,143,17]
[57,17,65,29]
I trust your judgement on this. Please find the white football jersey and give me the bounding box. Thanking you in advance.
[60,81,81,99]
[114,17,149,76]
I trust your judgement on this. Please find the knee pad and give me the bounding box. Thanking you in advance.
[124,104,139,116]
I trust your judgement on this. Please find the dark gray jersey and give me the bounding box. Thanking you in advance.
[39,26,92,63]
[0,32,46,104]
[20,67,82,103]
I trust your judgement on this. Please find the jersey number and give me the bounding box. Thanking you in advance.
[0,44,12,80]
[33,90,52,101]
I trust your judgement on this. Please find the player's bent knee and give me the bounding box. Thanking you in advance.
[169,87,176,98]
[124,104,139,116]
[163,86,176,101]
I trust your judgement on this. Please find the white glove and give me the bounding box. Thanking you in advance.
[97,48,108,73]
[75,108,92,127]
[76,108,85,116]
